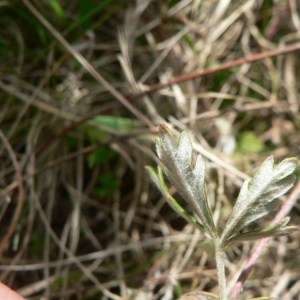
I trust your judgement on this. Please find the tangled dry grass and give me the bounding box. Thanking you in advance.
[0,0,300,299]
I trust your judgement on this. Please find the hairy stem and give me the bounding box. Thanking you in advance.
[215,241,227,300]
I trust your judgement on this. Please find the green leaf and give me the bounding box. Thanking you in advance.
[220,156,297,247]
[226,217,299,245]
[80,0,92,31]
[238,131,264,154]
[96,173,119,197]
[48,0,67,20]
[93,116,138,133]
[154,125,217,239]
[87,147,116,167]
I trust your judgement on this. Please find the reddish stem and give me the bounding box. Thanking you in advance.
[38,42,300,158]
[128,42,300,101]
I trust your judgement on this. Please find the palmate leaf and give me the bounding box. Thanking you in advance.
[220,156,297,247]
[147,125,298,300]
[155,125,217,239]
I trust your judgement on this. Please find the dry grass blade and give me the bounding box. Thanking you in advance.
[0,130,25,256]
[22,0,153,128]
[1,0,300,299]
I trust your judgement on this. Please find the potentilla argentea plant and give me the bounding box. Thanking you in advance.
[146,124,298,300]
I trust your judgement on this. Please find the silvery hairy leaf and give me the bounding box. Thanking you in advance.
[145,165,205,231]
[225,217,299,245]
[155,125,217,239]
[220,156,297,247]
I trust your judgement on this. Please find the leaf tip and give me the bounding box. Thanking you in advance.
[159,124,172,135]
[282,225,300,235]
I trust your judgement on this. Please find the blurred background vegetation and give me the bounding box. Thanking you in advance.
[0,0,300,299]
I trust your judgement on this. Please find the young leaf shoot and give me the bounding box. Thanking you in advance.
[146,125,298,300]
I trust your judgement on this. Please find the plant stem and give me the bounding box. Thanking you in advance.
[215,241,227,300]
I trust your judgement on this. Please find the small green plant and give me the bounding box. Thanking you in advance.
[146,124,298,300]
